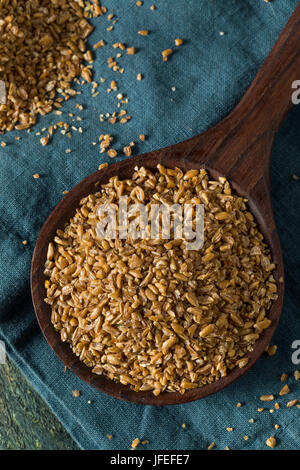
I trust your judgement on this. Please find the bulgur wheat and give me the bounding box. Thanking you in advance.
[44,165,277,395]
[0,0,103,132]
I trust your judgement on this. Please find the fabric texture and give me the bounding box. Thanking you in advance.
[1,0,300,450]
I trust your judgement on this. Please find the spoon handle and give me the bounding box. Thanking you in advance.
[186,3,300,182]
[181,4,300,243]
[233,3,300,132]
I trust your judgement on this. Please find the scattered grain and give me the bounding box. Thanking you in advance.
[131,438,140,449]
[123,146,132,157]
[266,344,277,356]
[107,149,117,158]
[266,436,276,448]
[98,163,109,170]
[161,48,173,62]
[127,47,136,55]
[138,30,149,36]
[286,399,298,408]
[260,395,274,402]
[40,137,49,147]
[279,384,290,396]
[94,40,106,49]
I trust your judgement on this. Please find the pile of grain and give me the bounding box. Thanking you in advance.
[0,0,103,132]
[44,165,277,395]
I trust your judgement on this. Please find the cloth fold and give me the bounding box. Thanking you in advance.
[0,0,300,450]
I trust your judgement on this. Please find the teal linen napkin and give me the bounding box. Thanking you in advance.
[1,0,300,450]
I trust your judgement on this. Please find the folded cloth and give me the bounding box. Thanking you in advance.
[0,0,299,450]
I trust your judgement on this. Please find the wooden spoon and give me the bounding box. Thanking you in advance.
[31,5,300,405]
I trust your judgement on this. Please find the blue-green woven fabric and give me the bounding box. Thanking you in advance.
[1,0,300,450]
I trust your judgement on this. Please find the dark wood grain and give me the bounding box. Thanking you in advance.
[31,5,300,405]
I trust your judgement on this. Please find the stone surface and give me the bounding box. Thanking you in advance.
[0,357,78,450]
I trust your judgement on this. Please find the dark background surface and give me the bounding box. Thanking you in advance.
[0,357,78,450]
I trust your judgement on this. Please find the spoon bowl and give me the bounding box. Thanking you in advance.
[31,5,300,405]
